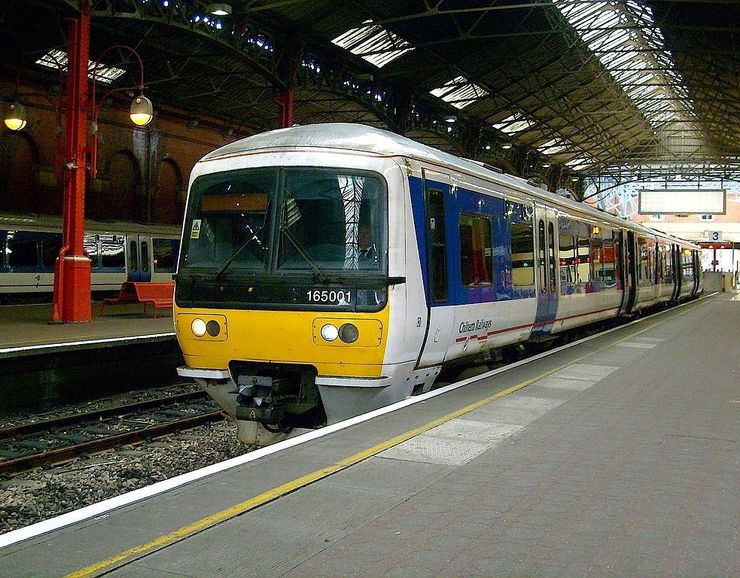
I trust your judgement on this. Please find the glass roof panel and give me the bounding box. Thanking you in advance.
[430,76,489,109]
[537,138,570,155]
[554,0,698,134]
[35,49,126,84]
[332,20,414,68]
[492,113,536,135]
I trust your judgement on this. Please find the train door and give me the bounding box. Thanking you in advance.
[671,244,681,301]
[126,234,152,282]
[416,169,454,367]
[531,205,559,339]
[620,230,637,314]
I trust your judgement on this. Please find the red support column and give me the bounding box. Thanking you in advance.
[275,88,294,128]
[52,2,92,322]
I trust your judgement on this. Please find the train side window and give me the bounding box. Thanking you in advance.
[153,238,176,273]
[41,236,63,268]
[459,213,492,287]
[558,230,576,295]
[141,240,150,273]
[590,226,603,289]
[427,188,448,302]
[681,249,693,281]
[0,233,6,268]
[538,219,546,293]
[548,222,556,293]
[576,222,591,285]
[100,235,125,269]
[7,237,38,268]
[128,240,138,272]
[511,220,534,288]
[84,234,99,269]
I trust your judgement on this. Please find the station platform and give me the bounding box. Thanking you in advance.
[0,302,178,414]
[0,302,175,356]
[0,292,737,577]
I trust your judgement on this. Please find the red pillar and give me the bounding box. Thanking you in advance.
[52,2,91,322]
[276,88,294,128]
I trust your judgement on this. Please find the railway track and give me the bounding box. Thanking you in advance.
[0,391,226,476]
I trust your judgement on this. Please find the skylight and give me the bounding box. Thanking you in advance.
[35,49,126,84]
[492,113,536,135]
[554,0,697,131]
[332,20,414,68]
[430,76,489,110]
[537,138,570,155]
[565,154,598,171]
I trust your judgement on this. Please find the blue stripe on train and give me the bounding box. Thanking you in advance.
[408,175,535,308]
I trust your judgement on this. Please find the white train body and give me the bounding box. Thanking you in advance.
[173,124,702,443]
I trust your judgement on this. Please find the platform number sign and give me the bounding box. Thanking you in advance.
[709,231,722,242]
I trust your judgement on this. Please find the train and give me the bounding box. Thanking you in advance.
[0,214,180,302]
[173,123,703,445]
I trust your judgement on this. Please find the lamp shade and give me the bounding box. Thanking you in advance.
[129,95,153,126]
[4,102,27,131]
[207,3,232,16]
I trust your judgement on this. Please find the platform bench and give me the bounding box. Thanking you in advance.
[101,281,174,318]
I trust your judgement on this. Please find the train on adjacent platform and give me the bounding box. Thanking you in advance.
[173,123,702,444]
[0,214,180,302]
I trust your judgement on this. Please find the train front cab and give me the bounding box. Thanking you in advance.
[174,155,432,444]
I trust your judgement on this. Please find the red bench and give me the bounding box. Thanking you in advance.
[101,281,174,318]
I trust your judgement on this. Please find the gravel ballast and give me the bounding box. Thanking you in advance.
[0,419,253,534]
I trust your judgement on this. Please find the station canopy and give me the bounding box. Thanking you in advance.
[1,0,737,185]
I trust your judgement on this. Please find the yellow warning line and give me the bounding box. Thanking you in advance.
[67,306,692,577]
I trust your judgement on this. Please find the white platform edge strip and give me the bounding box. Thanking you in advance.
[0,294,711,548]
[0,333,177,355]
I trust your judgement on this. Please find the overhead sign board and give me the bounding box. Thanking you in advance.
[638,189,726,215]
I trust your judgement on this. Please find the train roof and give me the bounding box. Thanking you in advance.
[200,123,698,248]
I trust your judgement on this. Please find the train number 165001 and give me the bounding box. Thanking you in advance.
[306,289,351,304]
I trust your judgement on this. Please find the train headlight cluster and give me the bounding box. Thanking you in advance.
[190,318,222,337]
[320,323,360,344]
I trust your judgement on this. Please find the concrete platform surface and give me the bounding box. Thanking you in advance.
[0,293,737,577]
[0,302,175,352]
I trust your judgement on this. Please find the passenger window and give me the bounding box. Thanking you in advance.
[538,219,546,292]
[84,234,99,269]
[558,230,575,291]
[427,187,448,302]
[459,213,493,287]
[100,235,125,269]
[7,238,38,268]
[153,238,176,273]
[548,222,556,292]
[42,236,63,268]
[511,221,534,288]
[141,240,150,272]
[128,240,138,272]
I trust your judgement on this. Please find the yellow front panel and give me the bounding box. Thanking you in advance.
[175,304,390,378]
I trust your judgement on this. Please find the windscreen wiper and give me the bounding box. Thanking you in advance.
[280,226,330,283]
[213,231,262,281]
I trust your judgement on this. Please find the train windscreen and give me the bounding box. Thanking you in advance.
[177,167,387,310]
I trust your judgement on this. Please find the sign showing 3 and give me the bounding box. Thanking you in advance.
[709,231,722,242]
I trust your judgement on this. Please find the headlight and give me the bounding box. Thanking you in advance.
[320,323,339,342]
[339,323,359,343]
[191,318,207,337]
[206,320,221,337]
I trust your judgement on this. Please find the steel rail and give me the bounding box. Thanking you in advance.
[0,411,225,476]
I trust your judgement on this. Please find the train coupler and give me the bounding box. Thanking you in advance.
[234,375,287,426]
